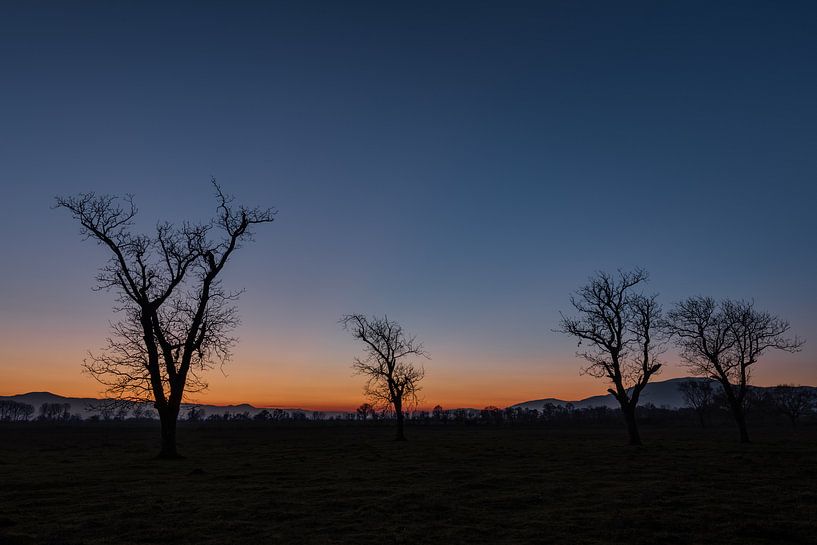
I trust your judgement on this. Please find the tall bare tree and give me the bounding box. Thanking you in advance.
[664,297,802,443]
[56,180,274,457]
[340,314,428,440]
[557,269,663,445]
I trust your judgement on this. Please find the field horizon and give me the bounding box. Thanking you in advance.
[4,376,816,419]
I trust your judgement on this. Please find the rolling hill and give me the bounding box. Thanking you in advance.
[510,377,815,411]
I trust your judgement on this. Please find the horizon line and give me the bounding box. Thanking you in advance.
[5,376,816,413]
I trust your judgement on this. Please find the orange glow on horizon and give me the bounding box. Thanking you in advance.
[0,374,614,412]
[4,362,812,412]
[0,351,619,411]
[3,324,815,412]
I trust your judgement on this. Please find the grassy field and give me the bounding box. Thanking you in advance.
[1,422,816,545]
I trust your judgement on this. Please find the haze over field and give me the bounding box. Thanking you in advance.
[4,377,815,421]
[1,2,815,410]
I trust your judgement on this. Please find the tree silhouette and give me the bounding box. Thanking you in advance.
[186,406,205,422]
[766,385,815,428]
[86,401,116,421]
[0,401,35,421]
[39,403,71,421]
[356,403,374,421]
[677,380,716,427]
[340,314,428,440]
[480,406,503,424]
[557,269,663,445]
[664,297,802,442]
[56,180,274,457]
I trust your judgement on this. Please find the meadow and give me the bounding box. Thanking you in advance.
[1,422,816,545]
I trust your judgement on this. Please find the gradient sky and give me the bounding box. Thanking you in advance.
[1,1,815,410]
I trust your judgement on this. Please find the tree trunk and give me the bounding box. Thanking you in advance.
[622,403,641,446]
[722,386,750,443]
[394,399,406,441]
[732,404,750,444]
[158,405,181,458]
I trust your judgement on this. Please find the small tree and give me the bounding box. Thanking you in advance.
[341,314,428,441]
[557,269,663,445]
[0,401,35,422]
[56,181,274,457]
[664,297,802,443]
[480,406,503,424]
[253,409,271,421]
[114,405,131,421]
[86,401,116,421]
[186,406,205,422]
[767,385,815,428]
[432,404,446,422]
[356,403,374,421]
[39,403,71,421]
[678,380,716,427]
[131,404,151,420]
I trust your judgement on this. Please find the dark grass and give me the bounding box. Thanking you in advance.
[1,422,817,544]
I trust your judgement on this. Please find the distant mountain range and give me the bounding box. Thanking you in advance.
[3,377,815,419]
[510,377,816,411]
[0,391,344,420]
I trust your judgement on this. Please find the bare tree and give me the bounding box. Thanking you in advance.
[86,401,116,421]
[356,402,374,421]
[56,180,274,457]
[0,401,35,421]
[432,404,446,422]
[767,385,815,428]
[186,406,205,422]
[480,406,503,424]
[130,403,155,420]
[677,379,716,427]
[340,314,428,440]
[557,269,663,445]
[664,297,802,443]
[39,403,71,421]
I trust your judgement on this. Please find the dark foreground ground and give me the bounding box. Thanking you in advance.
[1,423,816,545]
